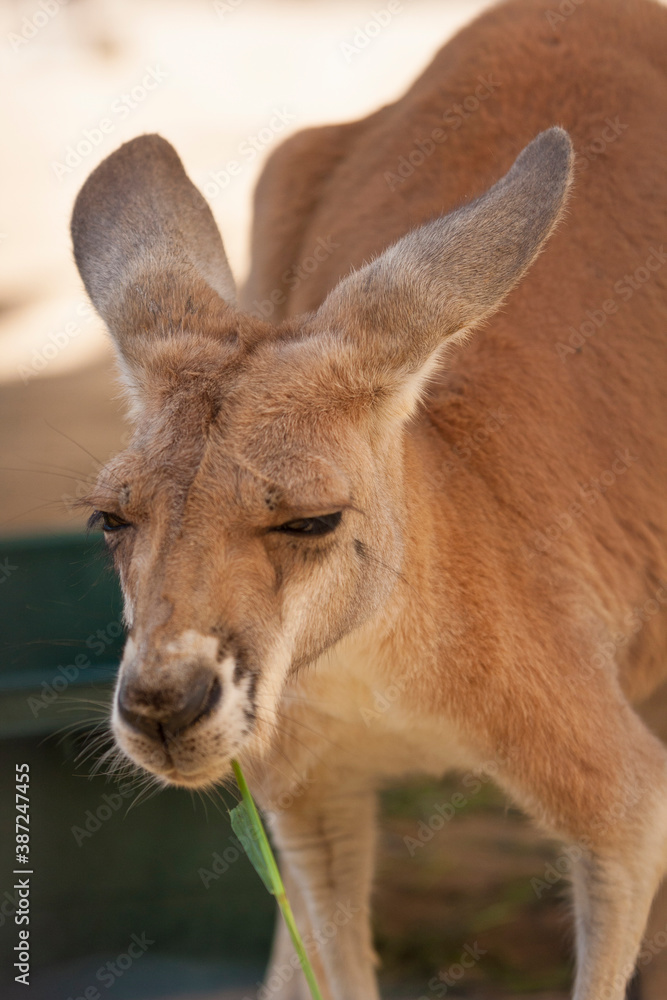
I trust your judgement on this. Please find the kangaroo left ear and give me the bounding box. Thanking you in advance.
[71,134,237,363]
[311,127,573,423]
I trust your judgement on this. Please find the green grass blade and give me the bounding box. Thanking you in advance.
[229,799,274,895]
[231,759,324,1000]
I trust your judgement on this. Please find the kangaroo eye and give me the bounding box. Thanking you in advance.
[273,512,342,536]
[88,511,131,533]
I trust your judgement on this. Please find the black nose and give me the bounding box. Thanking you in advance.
[117,668,222,743]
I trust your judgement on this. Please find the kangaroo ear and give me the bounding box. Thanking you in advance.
[71,134,237,363]
[313,127,573,423]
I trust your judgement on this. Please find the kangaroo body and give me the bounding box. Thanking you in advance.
[70,2,667,997]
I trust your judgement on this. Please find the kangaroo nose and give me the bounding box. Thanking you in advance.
[117,667,222,742]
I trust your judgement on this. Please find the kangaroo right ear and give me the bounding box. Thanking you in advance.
[311,127,573,426]
[70,134,237,364]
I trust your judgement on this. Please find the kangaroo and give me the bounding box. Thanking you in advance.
[70,0,667,997]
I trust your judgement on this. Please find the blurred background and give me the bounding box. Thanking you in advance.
[0,1,656,998]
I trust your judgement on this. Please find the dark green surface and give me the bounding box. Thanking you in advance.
[0,534,275,994]
[0,533,124,736]
[0,735,274,972]
[0,532,125,674]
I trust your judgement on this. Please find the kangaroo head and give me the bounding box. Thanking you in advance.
[71,130,572,788]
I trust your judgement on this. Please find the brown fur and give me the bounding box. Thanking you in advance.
[71,1,667,998]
